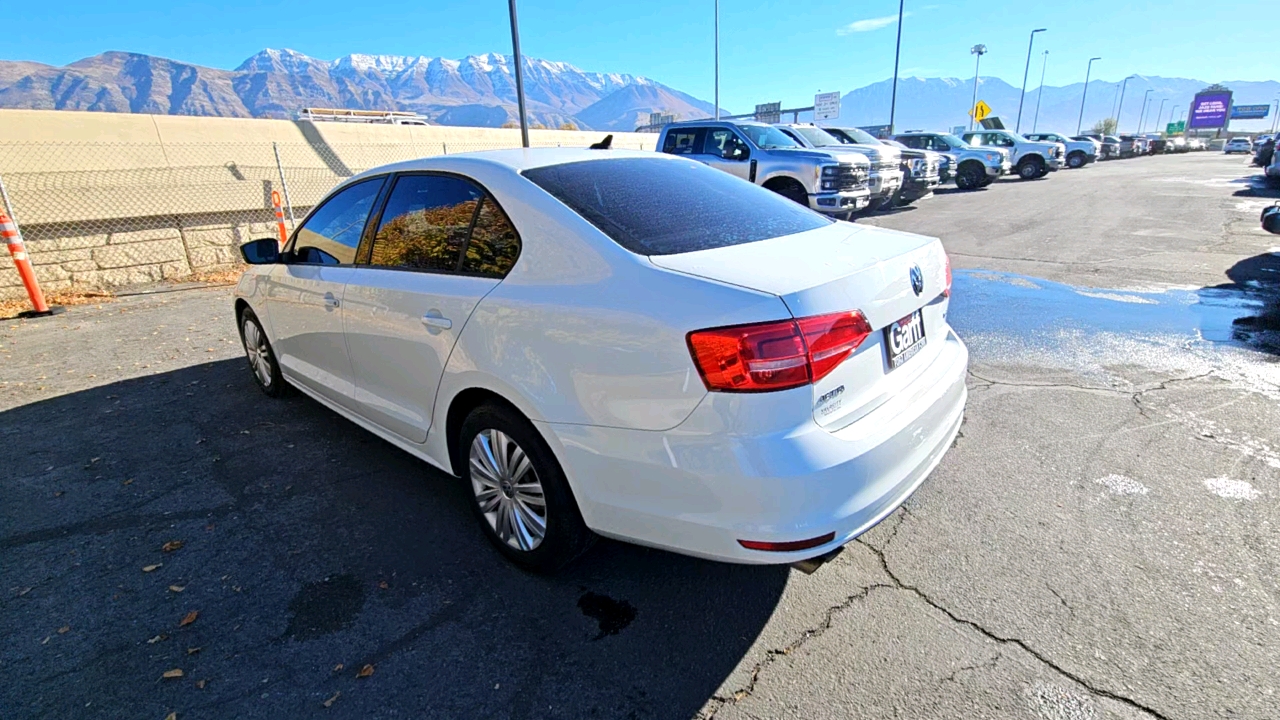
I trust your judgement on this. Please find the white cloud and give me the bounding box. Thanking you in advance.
[837,13,910,35]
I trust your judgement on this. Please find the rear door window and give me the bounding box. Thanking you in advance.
[367,174,482,272]
[662,129,704,155]
[524,157,831,256]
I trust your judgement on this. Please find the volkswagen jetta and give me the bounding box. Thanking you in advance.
[233,149,968,572]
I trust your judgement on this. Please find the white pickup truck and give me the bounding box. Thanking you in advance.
[962,129,1065,180]
[1023,132,1097,169]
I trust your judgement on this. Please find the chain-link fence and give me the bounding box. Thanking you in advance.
[0,134,654,299]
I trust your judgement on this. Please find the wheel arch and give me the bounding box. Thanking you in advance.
[444,386,531,477]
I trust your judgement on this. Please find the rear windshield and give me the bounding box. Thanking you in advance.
[523,157,832,256]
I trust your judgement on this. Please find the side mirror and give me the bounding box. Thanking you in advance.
[240,238,280,264]
[1263,207,1280,235]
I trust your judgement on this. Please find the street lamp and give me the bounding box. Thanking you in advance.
[1271,98,1278,135]
[714,0,719,119]
[1076,56,1101,135]
[1032,50,1048,132]
[1138,88,1152,133]
[1154,98,1167,134]
[1015,28,1047,132]
[969,44,987,131]
[1115,74,1137,134]
[888,0,906,134]
[507,0,529,147]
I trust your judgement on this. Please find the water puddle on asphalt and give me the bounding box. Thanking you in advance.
[949,268,1280,398]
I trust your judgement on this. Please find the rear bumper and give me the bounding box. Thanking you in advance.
[544,328,969,564]
[810,188,870,214]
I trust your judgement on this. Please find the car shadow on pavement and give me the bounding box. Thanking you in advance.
[1200,251,1280,355]
[1,359,788,720]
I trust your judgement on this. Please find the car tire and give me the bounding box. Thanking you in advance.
[956,164,984,190]
[460,402,595,573]
[771,180,809,207]
[1067,152,1086,169]
[1017,157,1044,180]
[238,307,287,397]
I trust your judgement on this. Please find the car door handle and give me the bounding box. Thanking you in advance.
[421,312,452,330]
[323,292,340,310]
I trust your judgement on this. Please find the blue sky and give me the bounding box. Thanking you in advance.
[6,0,1278,111]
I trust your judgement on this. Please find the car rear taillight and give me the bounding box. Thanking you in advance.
[738,532,836,552]
[943,254,952,297]
[687,311,873,392]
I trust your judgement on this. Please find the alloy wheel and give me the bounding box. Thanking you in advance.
[469,428,548,551]
[242,319,273,388]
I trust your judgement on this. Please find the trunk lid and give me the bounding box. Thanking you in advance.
[651,222,950,430]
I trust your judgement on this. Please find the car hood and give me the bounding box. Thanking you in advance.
[766,147,864,165]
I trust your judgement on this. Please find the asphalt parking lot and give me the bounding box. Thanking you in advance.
[3,152,1278,720]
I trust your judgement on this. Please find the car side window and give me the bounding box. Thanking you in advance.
[292,177,385,265]
[662,129,703,155]
[459,198,521,277]
[704,129,749,160]
[965,135,982,147]
[367,174,483,272]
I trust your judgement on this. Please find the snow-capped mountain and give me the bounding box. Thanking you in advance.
[0,48,716,130]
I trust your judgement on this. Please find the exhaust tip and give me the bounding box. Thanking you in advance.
[790,545,845,575]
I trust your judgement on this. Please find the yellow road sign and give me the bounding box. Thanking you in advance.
[970,100,992,122]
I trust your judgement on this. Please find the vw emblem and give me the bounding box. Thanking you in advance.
[909,265,924,296]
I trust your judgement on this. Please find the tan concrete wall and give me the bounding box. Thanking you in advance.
[0,109,656,299]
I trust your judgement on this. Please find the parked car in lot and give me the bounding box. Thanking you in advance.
[773,124,903,210]
[1078,134,1119,160]
[962,129,1065,179]
[232,148,967,571]
[657,120,871,217]
[1225,137,1253,154]
[893,131,1010,190]
[1023,132,1097,168]
[1115,135,1142,158]
[821,126,942,207]
[1148,137,1170,154]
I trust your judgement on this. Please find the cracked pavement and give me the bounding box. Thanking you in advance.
[3,153,1278,719]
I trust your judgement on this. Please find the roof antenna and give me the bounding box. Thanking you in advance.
[589,134,613,150]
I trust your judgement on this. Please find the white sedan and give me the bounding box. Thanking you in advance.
[233,148,968,572]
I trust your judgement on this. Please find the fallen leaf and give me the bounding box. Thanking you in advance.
[122,478,134,486]
[143,564,162,573]
[147,634,166,644]
[332,664,343,672]
[322,691,340,708]
[356,664,374,679]
[53,491,64,497]
[187,647,200,655]
[162,540,183,552]
[378,581,388,589]
[169,585,185,593]
[179,611,198,627]
[41,636,50,644]
[162,669,184,679]
[17,587,32,596]
[165,713,177,720]
[58,626,70,634]
[195,679,206,689]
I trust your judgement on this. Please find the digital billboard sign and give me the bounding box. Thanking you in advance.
[1188,91,1232,129]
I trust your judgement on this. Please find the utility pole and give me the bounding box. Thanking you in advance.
[714,0,720,119]
[888,0,905,134]
[1032,50,1048,132]
[1015,28,1047,132]
[969,44,987,131]
[507,0,529,147]
[1076,56,1101,135]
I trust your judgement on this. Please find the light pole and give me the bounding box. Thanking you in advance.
[1154,98,1167,134]
[969,44,987,131]
[888,0,905,134]
[1271,98,1278,135]
[1076,56,1101,135]
[1015,28,1047,132]
[1137,88,1152,133]
[507,0,529,147]
[1115,74,1136,134]
[714,0,719,119]
[1032,50,1048,132]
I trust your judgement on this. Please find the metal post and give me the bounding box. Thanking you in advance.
[0,174,56,317]
[1138,89,1152,133]
[1032,50,1048,132]
[1015,28,1046,133]
[508,0,530,148]
[1271,99,1279,135]
[969,45,986,131]
[1077,57,1100,136]
[1155,98,1167,134]
[714,0,720,120]
[1115,76,1133,134]
[888,0,905,135]
[271,142,296,229]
